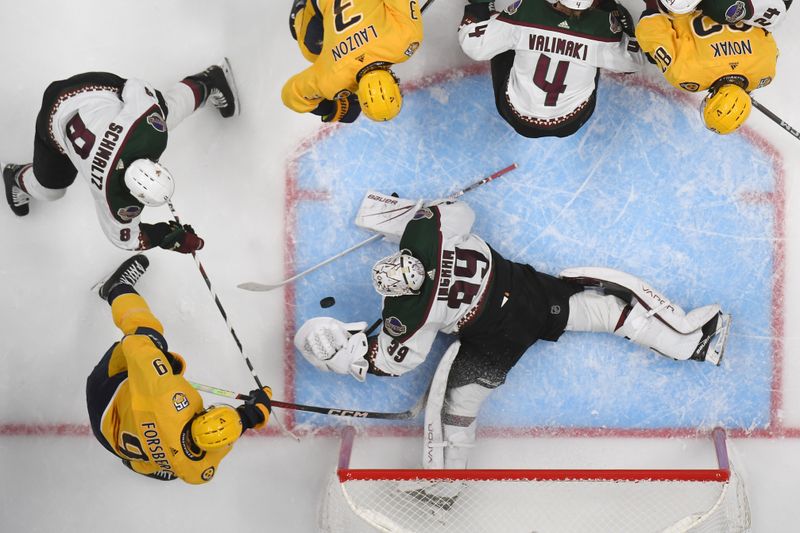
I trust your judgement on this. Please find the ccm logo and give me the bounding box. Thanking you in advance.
[327,410,369,418]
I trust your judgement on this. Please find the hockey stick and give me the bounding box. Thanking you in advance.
[238,163,519,292]
[751,97,800,141]
[190,381,427,420]
[167,200,265,389]
[421,0,437,12]
[238,234,383,292]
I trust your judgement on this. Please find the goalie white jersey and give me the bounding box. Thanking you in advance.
[368,201,495,376]
[458,1,646,120]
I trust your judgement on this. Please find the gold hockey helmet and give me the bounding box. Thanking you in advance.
[190,404,243,451]
[701,84,752,135]
[357,66,402,122]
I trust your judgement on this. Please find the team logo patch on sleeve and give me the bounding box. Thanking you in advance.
[757,77,773,89]
[384,316,408,337]
[147,112,167,132]
[117,205,142,221]
[413,207,434,220]
[404,42,420,57]
[505,0,522,14]
[679,82,701,92]
[172,393,190,412]
[725,1,746,22]
[201,467,215,481]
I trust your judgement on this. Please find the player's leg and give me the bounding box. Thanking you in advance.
[561,267,730,365]
[174,57,240,125]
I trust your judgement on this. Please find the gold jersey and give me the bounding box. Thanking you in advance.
[92,293,231,484]
[282,0,423,113]
[636,11,778,93]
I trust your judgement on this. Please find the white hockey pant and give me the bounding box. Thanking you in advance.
[565,290,702,360]
[163,82,199,131]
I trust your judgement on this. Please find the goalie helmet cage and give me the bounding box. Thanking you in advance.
[319,426,750,533]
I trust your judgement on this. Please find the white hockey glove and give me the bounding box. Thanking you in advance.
[294,317,370,381]
[355,191,423,243]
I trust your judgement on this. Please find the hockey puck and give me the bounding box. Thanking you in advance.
[320,296,336,308]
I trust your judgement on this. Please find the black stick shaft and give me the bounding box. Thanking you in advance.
[167,201,264,389]
[751,98,800,140]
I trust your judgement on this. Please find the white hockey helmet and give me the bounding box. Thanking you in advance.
[372,249,426,297]
[661,0,702,14]
[124,159,175,207]
[558,0,594,10]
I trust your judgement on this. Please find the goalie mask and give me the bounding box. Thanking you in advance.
[372,249,426,297]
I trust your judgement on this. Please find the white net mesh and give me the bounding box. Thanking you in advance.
[322,471,750,533]
[320,428,750,533]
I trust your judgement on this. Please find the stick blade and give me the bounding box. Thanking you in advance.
[237,281,281,291]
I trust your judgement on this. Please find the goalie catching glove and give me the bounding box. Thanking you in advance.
[294,317,370,381]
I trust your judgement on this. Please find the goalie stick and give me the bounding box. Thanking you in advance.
[238,163,519,292]
[190,380,428,420]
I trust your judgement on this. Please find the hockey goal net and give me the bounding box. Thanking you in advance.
[320,426,750,533]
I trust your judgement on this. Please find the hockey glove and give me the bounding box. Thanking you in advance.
[160,221,205,253]
[238,386,272,430]
[311,94,361,123]
[294,317,370,381]
[612,3,636,38]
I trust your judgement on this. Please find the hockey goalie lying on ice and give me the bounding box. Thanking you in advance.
[294,194,731,503]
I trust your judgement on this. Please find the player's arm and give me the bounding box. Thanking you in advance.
[458,5,519,62]
[123,458,177,481]
[634,9,678,74]
[282,66,326,114]
[366,321,440,376]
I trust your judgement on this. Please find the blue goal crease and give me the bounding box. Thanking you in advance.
[288,73,778,432]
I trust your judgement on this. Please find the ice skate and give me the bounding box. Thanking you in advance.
[2,162,31,217]
[690,312,731,366]
[186,57,240,118]
[98,254,150,300]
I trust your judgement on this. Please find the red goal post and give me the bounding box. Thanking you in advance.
[320,426,750,533]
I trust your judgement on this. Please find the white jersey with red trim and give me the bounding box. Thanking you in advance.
[369,201,494,376]
[458,1,646,120]
[49,78,168,249]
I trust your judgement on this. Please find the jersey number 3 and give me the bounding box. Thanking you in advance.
[333,0,362,33]
[533,55,570,107]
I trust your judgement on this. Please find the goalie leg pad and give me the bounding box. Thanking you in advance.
[560,266,720,334]
[423,340,461,469]
[443,383,490,469]
[616,301,705,360]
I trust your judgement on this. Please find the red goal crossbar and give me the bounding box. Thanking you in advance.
[336,426,732,483]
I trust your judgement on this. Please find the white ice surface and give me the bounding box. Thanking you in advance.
[1,1,799,532]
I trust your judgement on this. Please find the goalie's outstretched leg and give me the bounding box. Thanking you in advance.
[562,267,730,365]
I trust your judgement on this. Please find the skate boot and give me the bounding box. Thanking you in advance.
[3,162,31,217]
[690,312,732,366]
[185,57,239,118]
[98,254,150,300]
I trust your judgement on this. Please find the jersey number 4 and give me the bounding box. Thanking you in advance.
[533,55,569,107]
